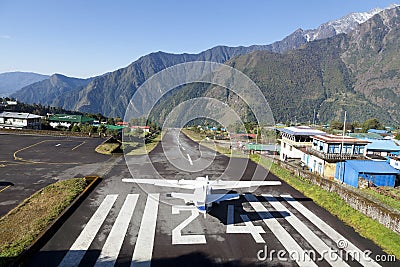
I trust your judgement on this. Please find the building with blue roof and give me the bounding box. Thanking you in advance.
[348,132,383,140]
[367,129,390,135]
[335,160,400,188]
[365,139,400,156]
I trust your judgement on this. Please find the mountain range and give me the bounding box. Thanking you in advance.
[9,4,400,125]
[0,72,48,97]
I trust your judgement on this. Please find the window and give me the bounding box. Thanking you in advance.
[329,145,340,154]
[354,145,364,155]
[343,145,352,154]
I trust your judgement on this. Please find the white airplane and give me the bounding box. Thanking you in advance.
[122,176,281,216]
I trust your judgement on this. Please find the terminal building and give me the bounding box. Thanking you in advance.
[301,134,369,178]
[0,112,42,130]
[278,126,326,161]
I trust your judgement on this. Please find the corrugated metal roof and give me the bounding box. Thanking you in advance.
[348,133,383,140]
[366,139,400,152]
[105,125,124,130]
[48,114,94,123]
[312,134,369,144]
[246,144,279,151]
[0,112,41,119]
[367,129,389,134]
[346,160,400,174]
[278,126,326,136]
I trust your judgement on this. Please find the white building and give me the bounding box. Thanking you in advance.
[389,157,400,170]
[130,125,150,133]
[0,112,42,130]
[278,126,326,161]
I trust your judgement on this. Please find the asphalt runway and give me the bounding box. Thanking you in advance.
[0,133,112,217]
[27,129,398,266]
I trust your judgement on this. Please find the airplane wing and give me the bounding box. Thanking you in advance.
[170,192,195,203]
[121,178,195,189]
[210,180,281,189]
[206,193,240,203]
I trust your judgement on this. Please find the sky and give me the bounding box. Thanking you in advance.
[0,0,398,78]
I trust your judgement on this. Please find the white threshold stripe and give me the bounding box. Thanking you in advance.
[95,194,139,266]
[131,193,160,267]
[58,194,118,267]
[281,194,381,267]
[245,194,317,267]
[187,154,193,165]
[263,194,349,267]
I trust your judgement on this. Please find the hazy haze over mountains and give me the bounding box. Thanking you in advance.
[0,72,49,97]
[12,74,93,107]
[9,4,400,125]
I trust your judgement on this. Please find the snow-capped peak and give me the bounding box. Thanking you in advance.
[304,4,399,42]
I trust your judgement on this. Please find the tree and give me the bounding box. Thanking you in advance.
[362,118,382,132]
[107,117,115,125]
[71,124,80,132]
[330,121,343,130]
[395,133,400,140]
[97,124,106,133]
[135,127,144,136]
[114,116,123,124]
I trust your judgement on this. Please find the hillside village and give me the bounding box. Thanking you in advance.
[2,97,399,190]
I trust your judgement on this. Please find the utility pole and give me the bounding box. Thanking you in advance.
[256,124,259,144]
[313,109,316,126]
[339,111,347,183]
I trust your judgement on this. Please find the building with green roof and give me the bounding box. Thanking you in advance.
[48,114,94,128]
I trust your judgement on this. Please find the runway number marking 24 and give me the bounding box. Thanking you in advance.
[172,206,206,244]
[226,205,265,243]
[171,204,265,245]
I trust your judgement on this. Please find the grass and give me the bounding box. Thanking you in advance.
[250,154,400,260]
[181,128,204,142]
[125,132,162,155]
[361,188,400,213]
[0,178,88,265]
[95,142,121,155]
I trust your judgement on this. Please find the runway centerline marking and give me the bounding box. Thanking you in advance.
[58,194,118,267]
[0,185,12,193]
[263,194,349,267]
[187,154,193,165]
[245,194,317,267]
[281,194,381,267]
[72,141,86,151]
[131,193,159,267]
[95,194,139,266]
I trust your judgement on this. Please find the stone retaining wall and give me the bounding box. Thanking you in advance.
[271,157,400,234]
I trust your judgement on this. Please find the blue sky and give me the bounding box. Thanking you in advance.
[0,0,398,78]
